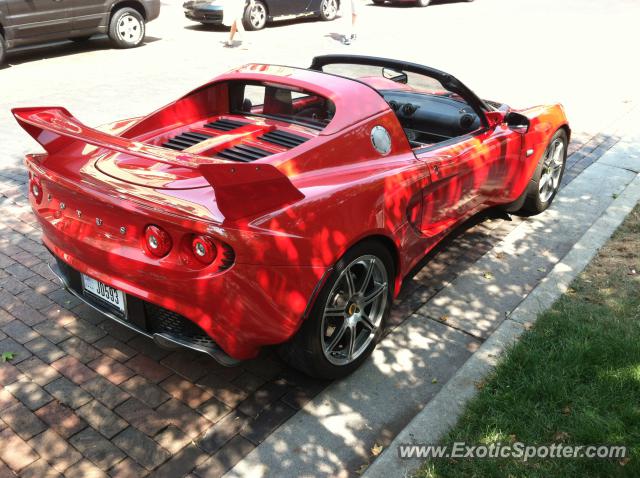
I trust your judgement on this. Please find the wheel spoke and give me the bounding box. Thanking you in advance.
[346,327,357,360]
[344,269,356,297]
[360,259,375,294]
[326,323,347,353]
[359,313,376,331]
[324,306,346,318]
[363,283,386,306]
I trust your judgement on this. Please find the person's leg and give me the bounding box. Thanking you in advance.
[236,16,245,41]
[227,22,237,46]
[342,0,354,44]
[351,0,357,39]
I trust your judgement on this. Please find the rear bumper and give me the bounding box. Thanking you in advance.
[49,259,240,366]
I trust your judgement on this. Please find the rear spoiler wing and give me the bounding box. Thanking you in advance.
[12,107,304,221]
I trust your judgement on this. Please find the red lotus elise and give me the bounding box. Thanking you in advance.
[13,55,569,378]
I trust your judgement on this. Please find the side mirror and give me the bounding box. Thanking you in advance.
[505,111,530,133]
[485,111,506,128]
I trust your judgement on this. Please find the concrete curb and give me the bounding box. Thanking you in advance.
[362,172,640,477]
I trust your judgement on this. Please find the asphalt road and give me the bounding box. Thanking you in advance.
[1,0,639,168]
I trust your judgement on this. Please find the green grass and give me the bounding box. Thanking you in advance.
[417,205,640,478]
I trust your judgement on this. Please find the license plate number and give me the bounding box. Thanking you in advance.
[81,274,126,315]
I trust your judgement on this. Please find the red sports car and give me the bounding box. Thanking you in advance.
[13,55,569,378]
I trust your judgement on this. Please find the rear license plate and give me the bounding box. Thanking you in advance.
[81,274,126,315]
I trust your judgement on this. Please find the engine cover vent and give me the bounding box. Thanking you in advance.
[204,118,248,132]
[162,131,213,151]
[216,144,273,162]
[259,130,309,149]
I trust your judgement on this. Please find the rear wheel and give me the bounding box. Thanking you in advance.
[243,1,267,30]
[281,240,394,379]
[515,129,568,215]
[320,0,339,20]
[109,7,145,48]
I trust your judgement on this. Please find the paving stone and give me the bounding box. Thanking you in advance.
[160,375,214,408]
[5,301,47,326]
[76,400,128,439]
[0,402,47,440]
[108,457,149,478]
[24,336,65,363]
[0,427,39,472]
[81,376,130,409]
[236,379,291,418]
[119,376,171,409]
[154,425,194,455]
[2,320,38,344]
[24,277,60,297]
[193,435,255,478]
[88,356,134,385]
[5,263,36,281]
[6,378,52,411]
[44,377,93,410]
[242,357,285,381]
[197,373,249,409]
[1,275,30,295]
[93,336,136,363]
[232,372,267,394]
[35,400,87,439]
[19,458,63,478]
[32,321,74,344]
[114,398,167,436]
[65,318,107,343]
[0,461,14,478]
[0,309,13,327]
[40,304,77,327]
[47,289,82,310]
[70,428,126,471]
[28,429,82,472]
[99,321,138,343]
[156,398,212,440]
[15,356,61,386]
[198,411,250,455]
[150,444,208,478]
[0,388,18,412]
[160,352,210,382]
[197,397,232,425]
[70,303,108,326]
[61,459,109,478]
[59,336,102,363]
[0,336,32,364]
[51,355,97,385]
[17,289,55,311]
[239,401,297,445]
[0,362,22,386]
[113,427,171,471]
[125,355,172,384]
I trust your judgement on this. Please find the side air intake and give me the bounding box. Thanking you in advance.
[259,130,309,149]
[162,131,213,151]
[204,118,248,132]
[216,144,273,162]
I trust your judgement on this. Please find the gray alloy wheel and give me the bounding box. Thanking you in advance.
[538,136,565,203]
[244,1,268,30]
[321,255,388,366]
[320,0,339,20]
[108,7,145,48]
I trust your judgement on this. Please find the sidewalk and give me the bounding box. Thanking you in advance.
[224,109,640,478]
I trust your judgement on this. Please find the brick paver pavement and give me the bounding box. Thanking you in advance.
[0,128,619,476]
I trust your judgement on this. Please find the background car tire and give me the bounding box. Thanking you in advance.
[108,7,145,48]
[320,0,339,20]
[243,1,268,31]
[280,240,394,379]
[515,129,568,215]
[417,0,431,6]
[0,33,6,67]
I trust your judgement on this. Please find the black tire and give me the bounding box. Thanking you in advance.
[319,0,339,21]
[515,129,568,216]
[108,7,145,48]
[417,0,431,6]
[243,1,268,31]
[280,240,394,379]
[0,32,6,67]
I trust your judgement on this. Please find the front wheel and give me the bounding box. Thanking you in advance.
[320,0,339,20]
[109,7,145,48]
[515,129,568,215]
[243,1,268,30]
[280,240,394,379]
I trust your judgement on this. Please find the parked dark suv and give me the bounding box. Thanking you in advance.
[0,0,161,65]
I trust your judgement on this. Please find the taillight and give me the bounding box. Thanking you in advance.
[144,225,172,258]
[30,178,43,205]
[191,235,217,265]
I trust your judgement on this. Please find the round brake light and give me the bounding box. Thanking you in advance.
[191,236,217,265]
[30,179,43,205]
[144,225,172,258]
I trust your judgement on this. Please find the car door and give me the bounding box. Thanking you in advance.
[6,0,71,40]
[266,0,311,17]
[416,125,521,238]
[70,0,108,33]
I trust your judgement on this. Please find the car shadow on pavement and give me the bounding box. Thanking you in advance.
[2,36,161,68]
[367,0,473,7]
